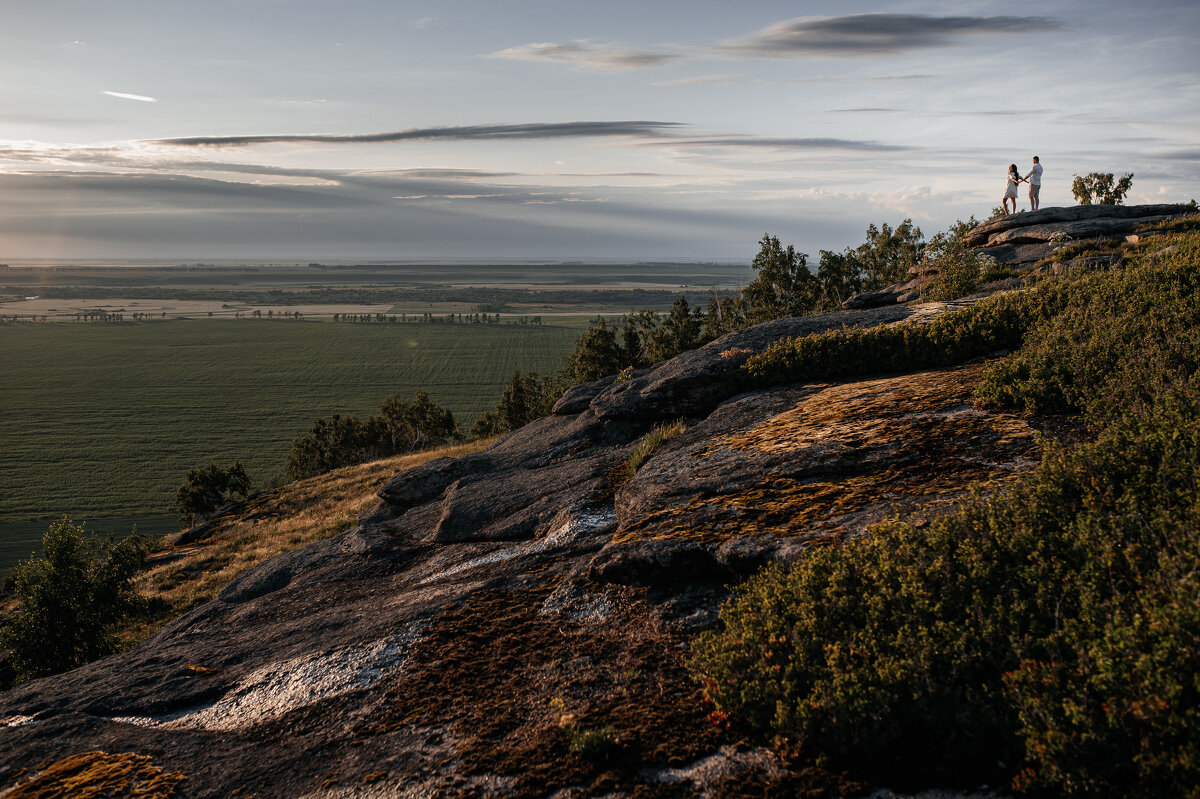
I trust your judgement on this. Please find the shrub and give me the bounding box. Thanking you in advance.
[690,390,1200,794]
[565,724,619,757]
[742,285,1055,389]
[2,519,149,682]
[921,217,993,301]
[175,460,251,527]
[975,235,1200,428]
[284,413,377,481]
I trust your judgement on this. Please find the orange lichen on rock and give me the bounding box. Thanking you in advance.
[5,751,186,799]
[619,363,1040,544]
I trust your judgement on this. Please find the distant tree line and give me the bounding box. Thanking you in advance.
[329,312,520,325]
[236,310,305,319]
[1,314,52,323]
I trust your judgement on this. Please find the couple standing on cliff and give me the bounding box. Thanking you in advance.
[1003,156,1042,215]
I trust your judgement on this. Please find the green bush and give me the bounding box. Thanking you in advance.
[175,460,251,527]
[470,369,559,438]
[690,389,1200,794]
[922,224,996,302]
[742,286,1053,389]
[2,519,149,683]
[565,724,619,757]
[975,234,1200,428]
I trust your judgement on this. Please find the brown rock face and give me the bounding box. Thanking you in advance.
[0,312,1047,798]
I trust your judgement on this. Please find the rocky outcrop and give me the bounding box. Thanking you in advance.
[0,306,1052,798]
[842,203,1196,310]
[962,203,1191,248]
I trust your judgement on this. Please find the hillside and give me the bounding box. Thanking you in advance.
[1,205,1197,798]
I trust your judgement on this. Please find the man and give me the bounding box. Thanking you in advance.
[1025,156,1043,211]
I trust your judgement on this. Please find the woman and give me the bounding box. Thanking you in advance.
[1002,163,1023,215]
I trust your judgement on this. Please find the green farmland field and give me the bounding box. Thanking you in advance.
[0,319,583,574]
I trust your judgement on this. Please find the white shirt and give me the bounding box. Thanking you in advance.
[1025,163,1043,186]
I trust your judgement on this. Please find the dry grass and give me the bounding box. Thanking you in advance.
[5,751,186,799]
[123,440,492,643]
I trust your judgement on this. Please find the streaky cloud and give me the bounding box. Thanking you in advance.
[151,121,683,148]
[489,40,678,71]
[672,136,912,152]
[103,90,158,103]
[722,14,1063,56]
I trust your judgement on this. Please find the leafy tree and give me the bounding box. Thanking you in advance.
[814,249,864,308]
[285,393,460,481]
[854,219,924,286]
[1072,172,1134,205]
[376,390,460,452]
[562,317,624,384]
[2,519,149,682]
[817,219,925,305]
[646,296,703,363]
[284,414,375,481]
[702,294,748,341]
[619,313,647,369]
[742,234,818,323]
[478,369,557,436]
[175,461,251,527]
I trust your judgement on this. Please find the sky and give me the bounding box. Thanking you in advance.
[2,0,1198,262]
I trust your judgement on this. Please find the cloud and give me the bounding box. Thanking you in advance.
[151,121,682,147]
[656,73,934,87]
[103,90,158,103]
[668,136,913,152]
[0,169,800,260]
[722,14,1062,56]
[490,15,1059,75]
[488,40,679,71]
[653,74,756,87]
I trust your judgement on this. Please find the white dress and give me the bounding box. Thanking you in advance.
[1003,171,1020,199]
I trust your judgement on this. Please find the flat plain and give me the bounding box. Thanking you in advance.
[0,318,582,574]
[0,259,753,576]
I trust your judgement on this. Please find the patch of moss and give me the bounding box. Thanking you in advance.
[358,585,728,797]
[5,751,185,799]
